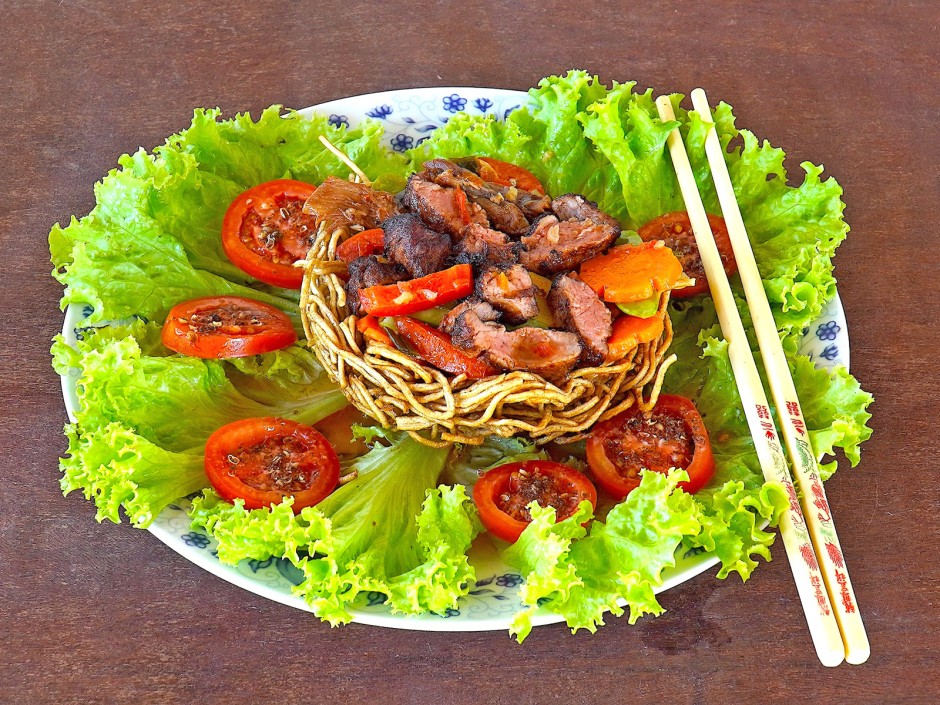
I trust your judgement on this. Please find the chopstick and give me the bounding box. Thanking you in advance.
[689,88,870,664]
[654,95,846,667]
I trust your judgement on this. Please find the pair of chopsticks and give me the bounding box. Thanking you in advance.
[655,93,869,667]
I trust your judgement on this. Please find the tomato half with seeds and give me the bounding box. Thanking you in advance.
[473,460,597,543]
[161,296,296,358]
[586,394,715,499]
[222,179,319,288]
[204,417,340,511]
[637,212,736,298]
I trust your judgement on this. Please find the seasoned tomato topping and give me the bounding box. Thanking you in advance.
[601,411,694,481]
[473,461,598,543]
[496,466,590,523]
[204,417,340,512]
[239,197,319,264]
[227,433,327,493]
[587,394,715,499]
[161,296,296,359]
[221,179,318,289]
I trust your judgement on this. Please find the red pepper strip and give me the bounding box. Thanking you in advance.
[454,187,472,225]
[355,315,392,346]
[358,264,474,317]
[394,316,497,379]
[336,228,385,263]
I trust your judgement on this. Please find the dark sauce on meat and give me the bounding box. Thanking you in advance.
[496,467,589,523]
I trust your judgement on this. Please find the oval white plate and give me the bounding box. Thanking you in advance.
[59,87,851,631]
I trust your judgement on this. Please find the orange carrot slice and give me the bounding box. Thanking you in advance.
[606,312,665,361]
[579,241,685,303]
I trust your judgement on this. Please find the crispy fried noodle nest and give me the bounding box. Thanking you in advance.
[300,218,674,447]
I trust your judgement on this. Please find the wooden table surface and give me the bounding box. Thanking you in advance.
[3,1,938,702]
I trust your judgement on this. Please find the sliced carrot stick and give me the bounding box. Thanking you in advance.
[606,312,665,361]
[477,156,545,195]
[579,240,685,303]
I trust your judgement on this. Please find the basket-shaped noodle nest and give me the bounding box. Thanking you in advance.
[300,220,675,447]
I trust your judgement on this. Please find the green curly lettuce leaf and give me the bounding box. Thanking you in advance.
[665,318,870,576]
[60,422,207,528]
[51,108,405,326]
[189,433,479,623]
[505,470,700,642]
[441,435,549,487]
[52,322,346,452]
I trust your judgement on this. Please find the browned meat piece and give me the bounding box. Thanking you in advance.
[471,196,530,236]
[345,255,407,315]
[303,176,400,235]
[402,175,486,238]
[454,223,519,267]
[450,311,582,383]
[520,212,619,275]
[550,193,621,231]
[439,299,500,336]
[477,265,539,325]
[421,158,485,185]
[548,274,613,366]
[381,213,452,279]
[421,159,532,236]
[447,157,552,220]
[499,186,552,220]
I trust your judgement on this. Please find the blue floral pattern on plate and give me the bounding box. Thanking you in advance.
[59,88,853,632]
[303,88,525,154]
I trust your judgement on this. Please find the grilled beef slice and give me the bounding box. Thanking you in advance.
[454,223,519,268]
[421,159,531,236]
[303,176,400,235]
[519,194,620,275]
[439,299,500,336]
[550,193,622,230]
[469,196,530,236]
[498,185,552,221]
[477,265,539,325]
[449,311,581,383]
[381,213,451,279]
[448,157,552,220]
[345,255,408,315]
[403,174,486,238]
[548,274,613,366]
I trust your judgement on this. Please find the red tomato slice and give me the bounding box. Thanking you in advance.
[477,156,546,195]
[161,296,297,358]
[222,179,319,288]
[637,212,736,298]
[586,394,715,499]
[473,460,597,543]
[204,417,340,512]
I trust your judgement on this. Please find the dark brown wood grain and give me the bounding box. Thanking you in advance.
[2,1,938,702]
